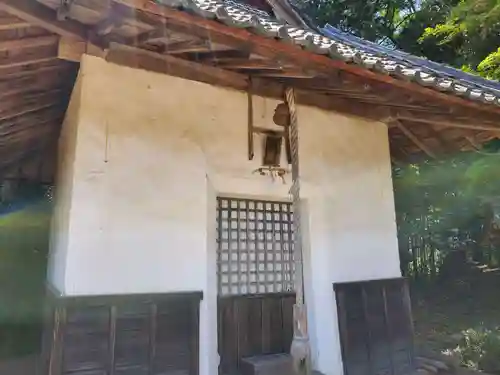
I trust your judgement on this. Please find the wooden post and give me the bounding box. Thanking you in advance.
[286,87,311,375]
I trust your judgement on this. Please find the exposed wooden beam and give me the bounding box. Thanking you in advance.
[217,58,288,70]
[194,49,251,61]
[0,16,30,30]
[58,36,105,62]
[133,28,173,45]
[396,112,500,132]
[0,0,87,40]
[0,108,63,140]
[464,135,481,150]
[106,42,249,90]
[0,123,61,147]
[0,63,67,79]
[255,70,316,79]
[0,96,61,122]
[95,16,122,36]
[0,53,58,71]
[0,75,69,99]
[0,58,63,76]
[393,120,436,158]
[0,35,59,51]
[163,39,212,54]
[113,0,500,118]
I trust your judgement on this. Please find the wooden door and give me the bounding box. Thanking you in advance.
[216,197,295,375]
[334,278,415,375]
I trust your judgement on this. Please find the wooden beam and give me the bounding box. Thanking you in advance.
[0,75,70,99]
[396,112,500,132]
[0,95,61,122]
[0,57,63,76]
[106,42,248,90]
[0,16,30,30]
[464,135,481,150]
[95,16,123,36]
[58,36,85,62]
[113,0,500,118]
[0,52,58,70]
[255,70,316,79]
[0,35,59,51]
[393,120,436,158]
[0,0,87,40]
[163,39,212,54]
[217,58,288,70]
[58,36,106,62]
[133,28,173,44]
[0,62,67,79]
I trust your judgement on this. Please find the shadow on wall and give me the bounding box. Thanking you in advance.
[0,197,51,359]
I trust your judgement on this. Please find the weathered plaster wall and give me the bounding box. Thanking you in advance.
[49,54,401,375]
[47,74,82,291]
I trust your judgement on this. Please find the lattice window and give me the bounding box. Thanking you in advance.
[216,197,295,296]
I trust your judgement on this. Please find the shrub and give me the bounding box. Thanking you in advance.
[452,328,500,374]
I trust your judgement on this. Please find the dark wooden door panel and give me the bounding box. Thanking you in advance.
[334,278,415,375]
[42,291,202,375]
[218,293,295,375]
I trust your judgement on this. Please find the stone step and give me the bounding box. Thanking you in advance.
[240,354,293,375]
[418,361,440,374]
[417,356,450,372]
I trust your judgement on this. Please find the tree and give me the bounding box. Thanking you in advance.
[421,0,500,78]
[296,0,419,43]
[394,0,461,63]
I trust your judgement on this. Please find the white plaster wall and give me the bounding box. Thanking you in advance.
[47,74,82,292]
[50,54,401,375]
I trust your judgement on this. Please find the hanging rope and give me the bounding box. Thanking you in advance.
[286,87,311,375]
[286,87,303,305]
[248,78,254,161]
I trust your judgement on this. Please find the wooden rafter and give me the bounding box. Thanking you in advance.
[217,58,290,70]
[4,0,500,124]
[0,16,30,30]
[393,120,436,158]
[396,112,500,132]
[0,0,87,40]
[0,35,59,50]
[163,39,213,54]
[106,42,249,90]
[0,54,59,71]
[95,15,123,36]
[113,0,500,118]
[134,27,172,44]
[0,95,61,122]
[254,70,316,79]
[0,58,62,75]
[464,135,481,150]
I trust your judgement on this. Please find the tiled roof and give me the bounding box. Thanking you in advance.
[154,0,500,107]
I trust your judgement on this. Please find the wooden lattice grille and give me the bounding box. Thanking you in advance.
[216,197,295,296]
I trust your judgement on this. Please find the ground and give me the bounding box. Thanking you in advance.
[412,267,500,373]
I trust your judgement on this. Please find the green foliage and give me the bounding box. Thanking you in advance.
[478,47,500,79]
[452,327,500,373]
[297,0,499,81]
[296,0,419,42]
[421,0,500,76]
[0,196,52,358]
[394,142,500,278]
[394,0,461,63]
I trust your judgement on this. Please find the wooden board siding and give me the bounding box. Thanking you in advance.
[218,293,295,375]
[41,291,202,375]
[334,278,415,375]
